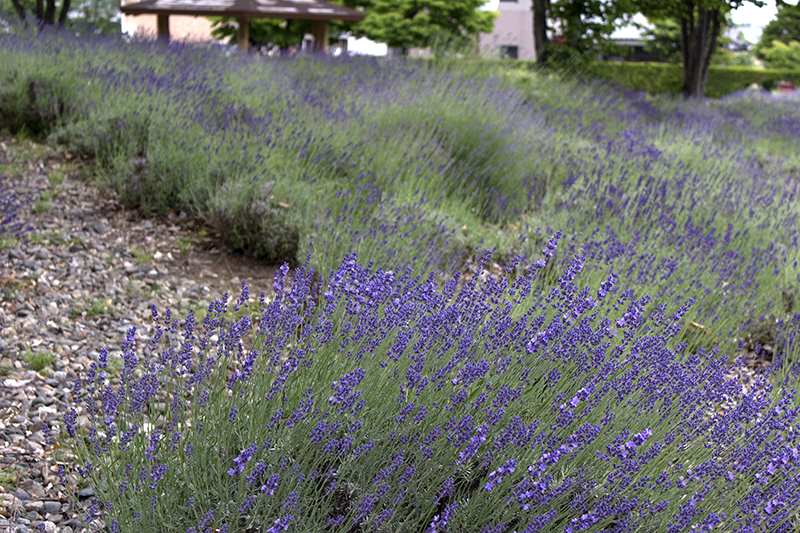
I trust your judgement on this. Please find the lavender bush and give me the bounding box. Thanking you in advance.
[4,25,800,530]
[3,27,799,360]
[60,239,800,532]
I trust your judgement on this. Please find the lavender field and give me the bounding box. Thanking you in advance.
[2,25,800,532]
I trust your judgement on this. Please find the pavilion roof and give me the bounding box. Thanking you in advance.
[120,0,365,21]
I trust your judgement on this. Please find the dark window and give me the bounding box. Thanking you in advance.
[500,45,519,59]
[499,0,518,2]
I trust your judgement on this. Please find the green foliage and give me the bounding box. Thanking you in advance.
[642,16,682,63]
[209,17,314,50]
[0,236,18,252]
[31,199,52,213]
[354,0,496,55]
[1,0,119,32]
[66,0,121,35]
[71,298,114,318]
[0,72,74,138]
[630,0,764,96]
[581,61,800,97]
[642,14,735,64]
[0,467,17,489]
[129,245,152,265]
[715,49,757,67]
[755,4,800,59]
[550,0,632,53]
[23,347,56,372]
[760,39,800,69]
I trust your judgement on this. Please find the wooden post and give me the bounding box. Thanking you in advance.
[237,17,249,53]
[312,20,328,53]
[156,14,169,42]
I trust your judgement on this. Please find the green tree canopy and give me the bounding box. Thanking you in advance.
[209,0,363,51]
[642,14,736,64]
[4,0,71,26]
[531,0,635,66]
[210,18,316,51]
[754,3,800,59]
[760,39,800,68]
[209,0,496,55]
[2,0,119,33]
[629,1,764,97]
[353,0,496,55]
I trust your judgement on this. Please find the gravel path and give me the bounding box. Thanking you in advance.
[0,135,277,533]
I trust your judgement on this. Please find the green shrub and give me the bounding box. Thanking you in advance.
[0,71,77,138]
[577,61,800,97]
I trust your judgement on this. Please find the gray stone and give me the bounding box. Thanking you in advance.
[22,501,43,512]
[42,501,61,515]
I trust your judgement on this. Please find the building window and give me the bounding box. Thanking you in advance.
[500,45,518,59]
[499,0,518,2]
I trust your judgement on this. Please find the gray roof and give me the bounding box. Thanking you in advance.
[121,0,365,21]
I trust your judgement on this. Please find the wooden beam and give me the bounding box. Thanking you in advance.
[156,14,169,41]
[312,20,328,53]
[237,17,249,53]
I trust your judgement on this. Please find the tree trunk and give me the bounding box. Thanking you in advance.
[10,0,26,20]
[532,0,550,65]
[58,0,71,26]
[35,0,44,21]
[44,0,56,24]
[680,3,721,98]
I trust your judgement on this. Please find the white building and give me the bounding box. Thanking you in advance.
[479,0,535,60]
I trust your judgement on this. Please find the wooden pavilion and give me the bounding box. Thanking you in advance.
[120,0,365,53]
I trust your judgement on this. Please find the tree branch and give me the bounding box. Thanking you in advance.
[699,8,721,89]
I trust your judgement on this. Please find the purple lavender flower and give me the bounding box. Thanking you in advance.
[426,503,457,533]
[238,495,255,514]
[458,424,489,466]
[228,443,258,476]
[266,515,293,533]
[542,230,562,259]
[484,459,517,492]
[260,474,279,495]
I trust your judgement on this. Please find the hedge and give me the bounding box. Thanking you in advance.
[508,60,800,98]
[582,62,800,98]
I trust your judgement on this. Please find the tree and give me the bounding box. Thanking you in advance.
[208,0,495,56]
[210,18,316,51]
[69,0,121,35]
[6,0,71,26]
[209,0,364,51]
[353,0,497,56]
[533,0,550,64]
[642,14,736,64]
[633,1,764,98]
[754,3,800,60]
[760,39,800,68]
[531,0,633,66]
